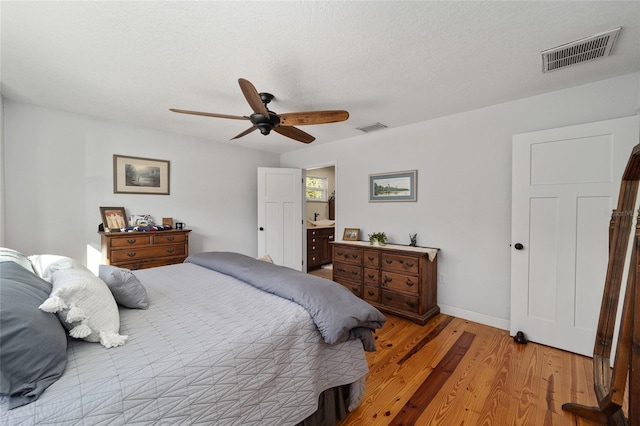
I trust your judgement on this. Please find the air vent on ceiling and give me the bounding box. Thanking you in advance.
[541,27,621,73]
[356,122,388,133]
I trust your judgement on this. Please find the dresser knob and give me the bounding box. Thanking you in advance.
[367,291,375,296]
[384,276,392,283]
[385,259,392,264]
[406,262,414,267]
[127,239,137,244]
[167,236,175,241]
[367,256,375,261]
[406,301,417,309]
[127,252,137,257]
[167,248,175,254]
[405,280,414,287]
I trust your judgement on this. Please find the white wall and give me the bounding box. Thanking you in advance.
[281,72,640,329]
[3,101,280,263]
[0,95,5,246]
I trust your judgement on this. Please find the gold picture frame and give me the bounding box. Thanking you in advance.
[343,228,360,241]
[99,206,128,232]
[113,155,170,195]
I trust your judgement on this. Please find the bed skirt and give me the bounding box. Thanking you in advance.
[297,384,350,426]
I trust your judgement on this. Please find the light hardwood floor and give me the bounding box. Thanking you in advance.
[308,267,627,425]
[339,313,616,425]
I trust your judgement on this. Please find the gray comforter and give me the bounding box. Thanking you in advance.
[2,262,371,425]
[185,251,386,351]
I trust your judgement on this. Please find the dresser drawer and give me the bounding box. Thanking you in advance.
[110,244,186,263]
[363,285,380,303]
[333,246,363,265]
[152,233,186,244]
[381,289,420,313]
[363,250,379,268]
[382,271,420,295]
[381,253,419,275]
[333,261,362,281]
[363,267,379,285]
[109,235,152,248]
[338,280,362,298]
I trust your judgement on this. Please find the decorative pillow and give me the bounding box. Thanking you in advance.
[98,265,149,309]
[39,267,127,348]
[0,247,35,273]
[257,254,274,263]
[0,261,68,409]
[28,254,87,282]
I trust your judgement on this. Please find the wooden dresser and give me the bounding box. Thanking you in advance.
[100,229,191,270]
[307,227,335,269]
[332,241,439,325]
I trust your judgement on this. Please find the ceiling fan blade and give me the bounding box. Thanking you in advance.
[274,126,315,144]
[238,78,269,116]
[278,110,349,126]
[170,108,249,120]
[231,126,258,140]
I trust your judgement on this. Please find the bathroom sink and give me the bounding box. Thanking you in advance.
[307,219,335,227]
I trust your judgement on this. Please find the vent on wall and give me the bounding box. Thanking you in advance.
[542,27,621,73]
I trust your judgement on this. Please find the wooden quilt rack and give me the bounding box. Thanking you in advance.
[562,144,640,425]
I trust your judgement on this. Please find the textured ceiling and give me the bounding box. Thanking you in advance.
[1,1,639,154]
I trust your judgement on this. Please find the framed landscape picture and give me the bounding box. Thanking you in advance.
[369,170,417,202]
[113,155,170,195]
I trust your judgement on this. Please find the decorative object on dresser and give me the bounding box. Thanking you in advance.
[100,229,191,270]
[368,231,388,246]
[409,233,418,246]
[307,226,334,269]
[332,241,439,325]
[99,206,128,232]
[113,154,170,195]
[368,170,417,202]
[343,228,360,241]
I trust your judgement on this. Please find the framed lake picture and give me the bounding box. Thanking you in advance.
[369,170,417,202]
[113,155,170,195]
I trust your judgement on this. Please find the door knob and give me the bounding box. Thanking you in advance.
[514,243,524,250]
[259,227,264,231]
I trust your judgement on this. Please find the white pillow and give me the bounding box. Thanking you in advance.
[28,255,87,282]
[0,247,35,272]
[39,267,127,348]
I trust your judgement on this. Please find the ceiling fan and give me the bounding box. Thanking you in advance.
[170,78,349,144]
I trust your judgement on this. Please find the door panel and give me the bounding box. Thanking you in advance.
[257,167,302,271]
[511,116,639,356]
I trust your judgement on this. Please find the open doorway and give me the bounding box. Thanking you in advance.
[303,162,336,277]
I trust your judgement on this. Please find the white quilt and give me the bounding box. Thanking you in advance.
[1,263,368,425]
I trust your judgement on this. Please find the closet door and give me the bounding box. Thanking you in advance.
[511,116,639,356]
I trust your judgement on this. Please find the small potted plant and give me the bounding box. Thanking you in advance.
[368,232,388,247]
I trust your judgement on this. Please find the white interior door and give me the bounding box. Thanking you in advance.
[257,167,303,271]
[511,116,639,356]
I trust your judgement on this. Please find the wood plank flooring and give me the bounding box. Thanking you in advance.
[307,266,629,425]
[336,313,628,426]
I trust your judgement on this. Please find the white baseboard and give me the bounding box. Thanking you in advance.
[439,304,510,332]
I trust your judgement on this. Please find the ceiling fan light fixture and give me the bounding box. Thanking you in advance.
[356,122,388,133]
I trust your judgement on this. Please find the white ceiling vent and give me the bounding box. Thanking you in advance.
[542,27,621,73]
[356,122,388,133]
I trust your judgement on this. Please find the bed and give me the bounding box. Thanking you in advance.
[0,250,386,425]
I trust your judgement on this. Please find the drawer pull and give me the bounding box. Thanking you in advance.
[405,280,414,287]
[383,276,392,283]
[385,259,392,264]
[127,239,137,244]
[385,295,393,301]
[367,256,375,261]
[167,236,175,241]
[367,273,375,279]
[351,271,359,276]
[367,291,375,296]
[337,267,346,273]
[336,251,343,256]
[398,259,404,264]
[127,252,137,258]
[406,301,417,309]
[406,262,415,267]
[167,248,175,254]
[352,254,360,259]
[351,287,359,293]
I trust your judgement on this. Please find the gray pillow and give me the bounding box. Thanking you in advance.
[99,265,149,309]
[0,261,68,409]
